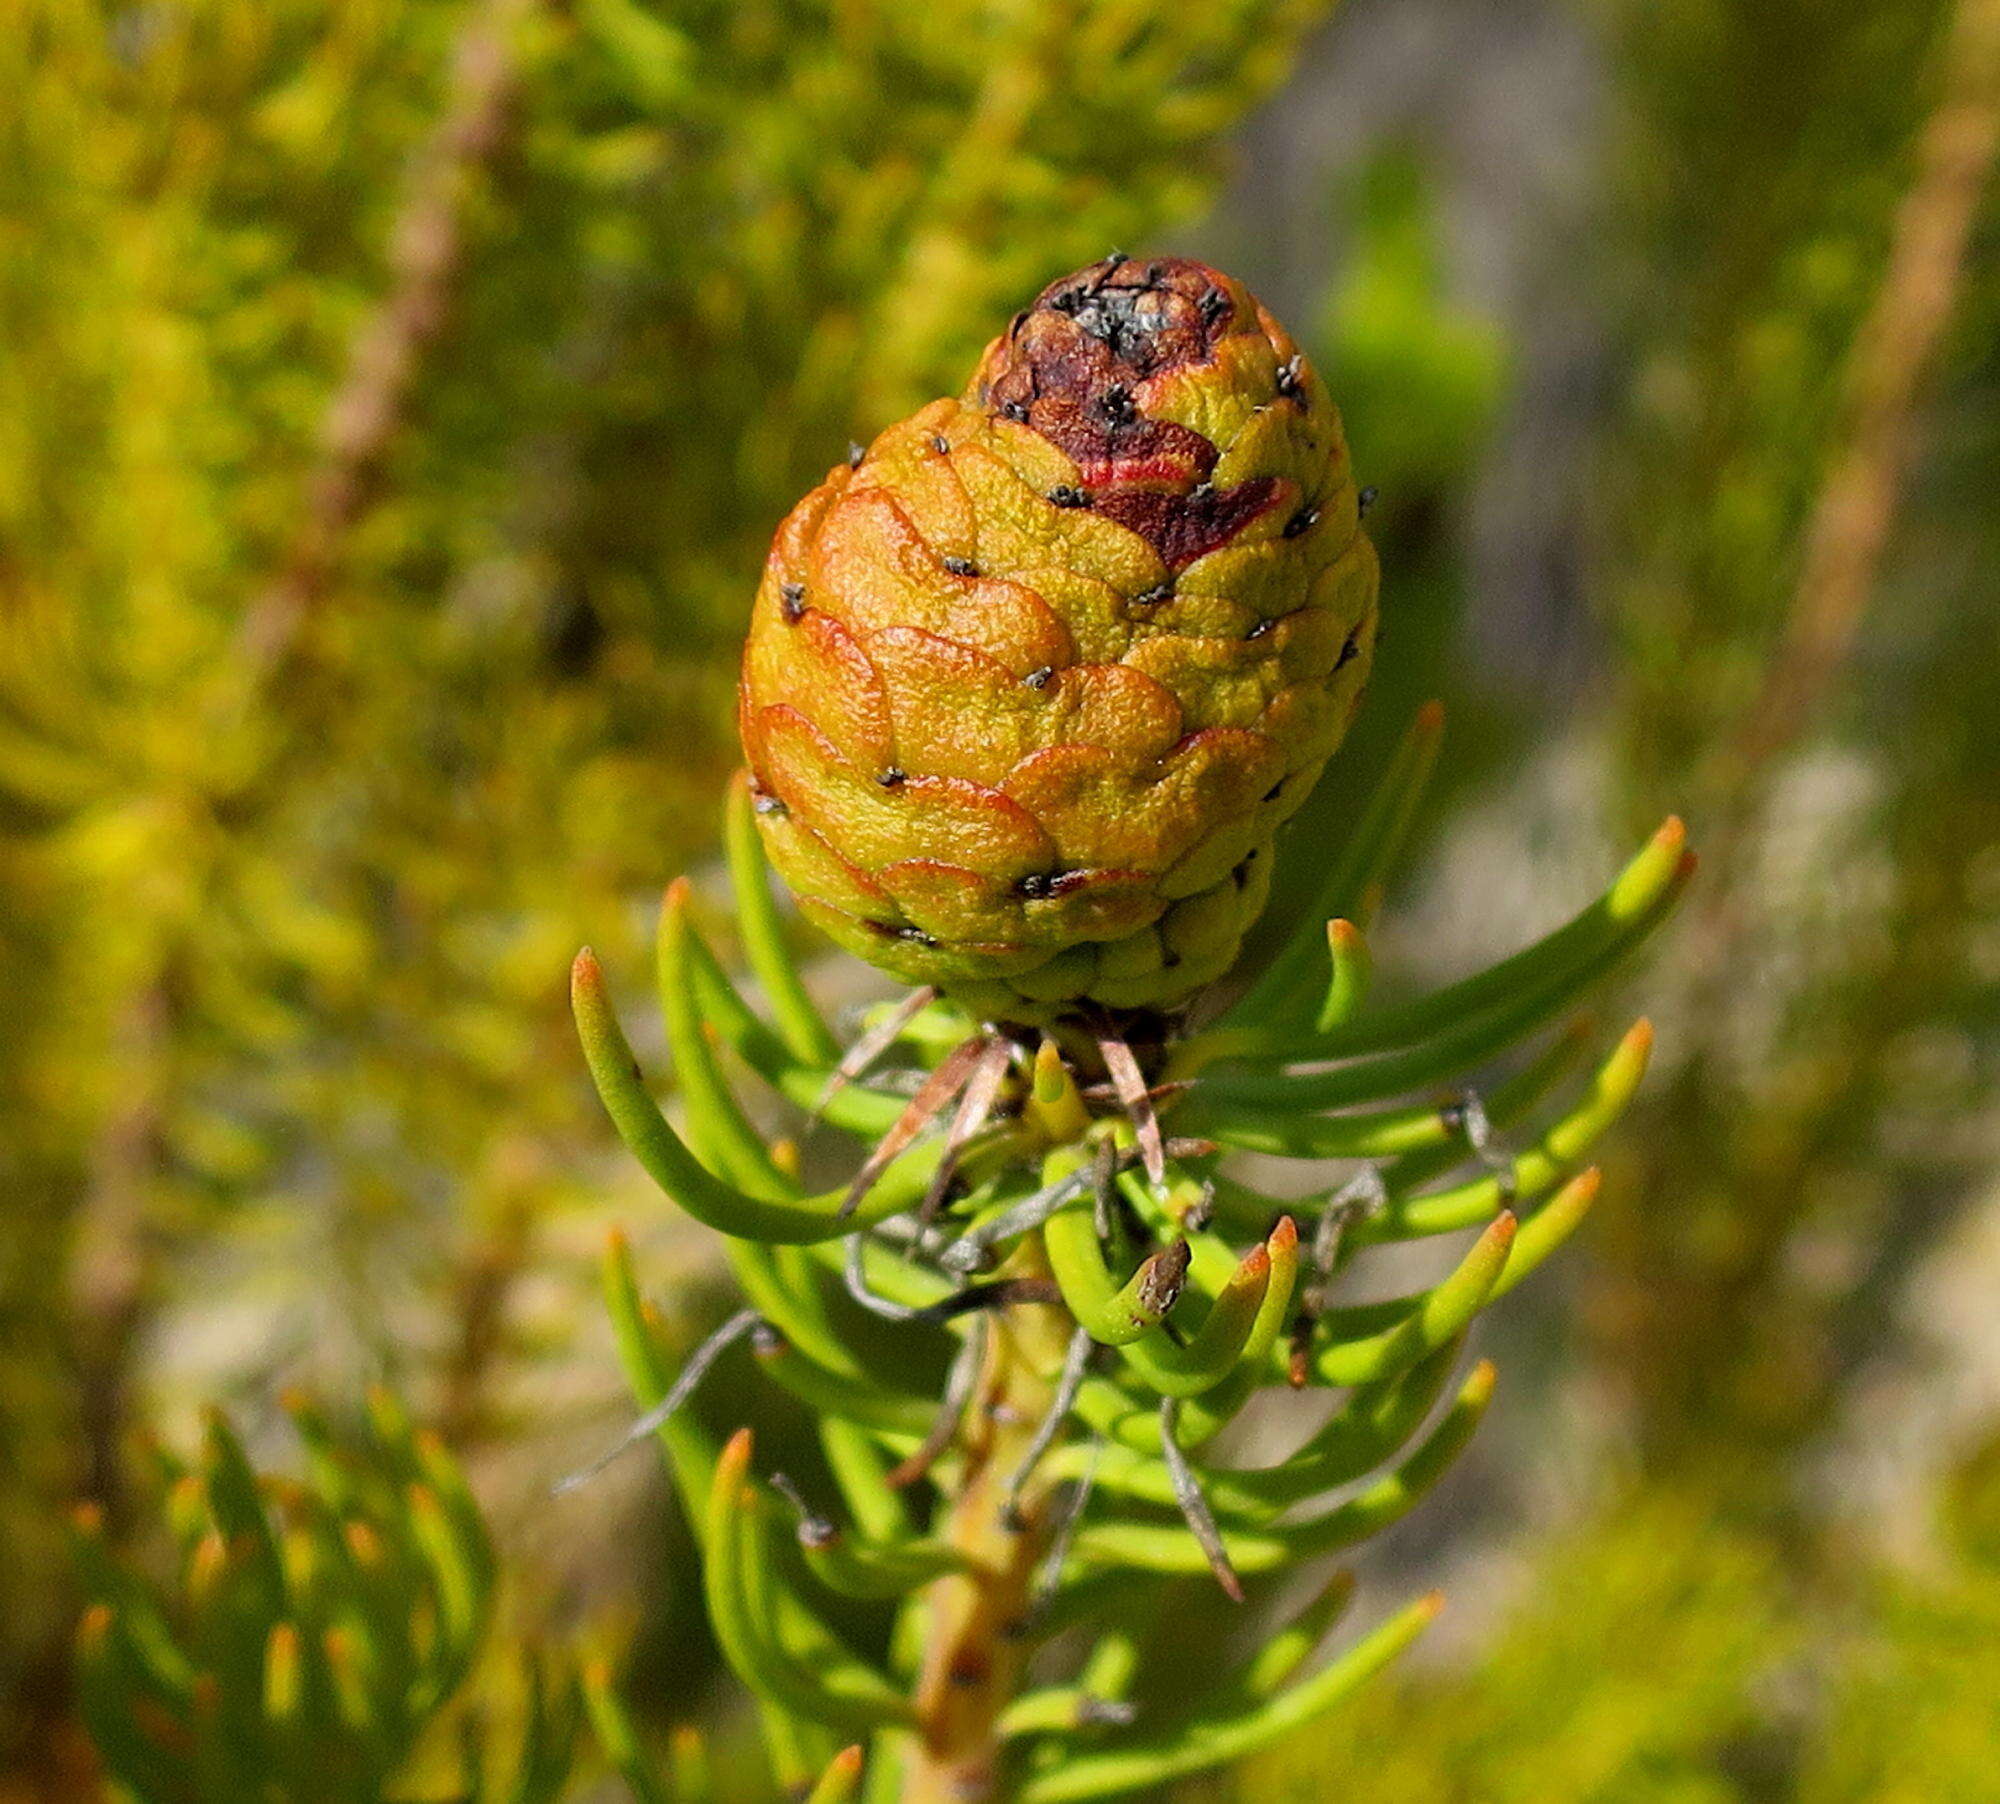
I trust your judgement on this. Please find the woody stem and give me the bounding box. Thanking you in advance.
[901,1288,1068,1803]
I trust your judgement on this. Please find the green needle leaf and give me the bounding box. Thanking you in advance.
[1114,1236,1276,1399]
[1015,1591,1442,1801]
[1210,822,1689,1106]
[751,1324,937,1438]
[1184,1086,1498,1156]
[1243,1569,1358,1698]
[1318,816,1689,1061]
[659,879,801,1198]
[580,1659,672,1804]
[598,1230,719,1520]
[1045,1210,1192,1348]
[1060,1337,1466,1521]
[804,1745,867,1804]
[574,949,953,1242]
[704,1431,917,1737]
[680,903,908,1136]
[1356,1019,1651,1243]
[1301,1212,1515,1387]
[791,1517,967,1600]
[1315,919,1372,1035]
[1072,1361,1495,1577]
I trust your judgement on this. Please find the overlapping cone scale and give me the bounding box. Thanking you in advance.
[739,256,1378,1026]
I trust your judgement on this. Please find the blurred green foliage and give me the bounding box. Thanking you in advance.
[1219,1493,1791,1804]
[71,1397,580,1804]
[1229,1438,2000,1804]
[1588,0,2000,1476]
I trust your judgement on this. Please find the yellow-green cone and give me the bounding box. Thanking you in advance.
[739,256,1377,1026]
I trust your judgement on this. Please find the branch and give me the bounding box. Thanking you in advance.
[238,0,542,682]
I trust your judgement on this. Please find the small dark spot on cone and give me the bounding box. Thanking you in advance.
[1283,506,1319,539]
[877,766,907,789]
[867,921,939,947]
[1014,869,1088,900]
[779,581,806,622]
[1335,626,1363,669]
[942,555,979,578]
[847,441,866,467]
[1024,665,1054,689]
[1049,484,1090,508]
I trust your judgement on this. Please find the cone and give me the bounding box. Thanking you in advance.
[739,255,1377,1025]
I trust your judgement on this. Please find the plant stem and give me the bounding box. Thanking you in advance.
[902,1288,1069,1803]
[236,0,541,686]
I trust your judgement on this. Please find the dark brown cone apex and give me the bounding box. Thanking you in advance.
[977,256,1282,571]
